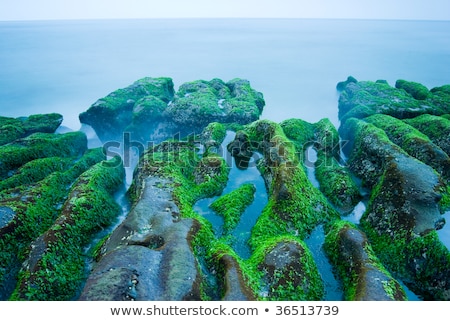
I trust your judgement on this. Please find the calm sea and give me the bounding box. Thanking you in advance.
[0,18,449,130]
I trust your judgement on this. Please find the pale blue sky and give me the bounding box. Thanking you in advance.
[1,0,449,21]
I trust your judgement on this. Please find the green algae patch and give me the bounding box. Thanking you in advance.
[0,131,87,179]
[11,156,125,300]
[365,114,450,180]
[315,150,361,213]
[0,113,63,146]
[167,78,265,129]
[280,118,315,163]
[0,157,74,192]
[338,79,450,123]
[404,114,450,156]
[360,218,450,300]
[395,79,430,100]
[210,183,256,232]
[0,148,106,298]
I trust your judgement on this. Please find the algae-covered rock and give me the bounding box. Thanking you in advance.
[395,79,430,100]
[405,114,450,156]
[80,176,202,301]
[0,131,87,179]
[365,114,450,180]
[0,148,110,300]
[0,113,63,146]
[244,120,339,247]
[324,220,407,301]
[11,156,124,300]
[79,77,175,142]
[167,78,264,130]
[250,237,324,300]
[79,77,264,143]
[337,78,450,123]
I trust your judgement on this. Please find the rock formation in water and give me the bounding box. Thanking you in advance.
[338,77,450,300]
[79,77,265,144]
[1,76,449,301]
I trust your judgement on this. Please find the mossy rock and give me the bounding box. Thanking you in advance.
[395,79,430,100]
[11,156,124,300]
[79,77,175,141]
[0,148,106,299]
[404,114,450,156]
[324,220,407,301]
[337,79,450,123]
[166,78,265,130]
[365,114,450,180]
[0,113,63,146]
[279,118,315,160]
[248,236,324,300]
[245,120,339,245]
[0,131,87,179]
[315,150,361,213]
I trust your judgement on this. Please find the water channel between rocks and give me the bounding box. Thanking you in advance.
[193,131,268,260]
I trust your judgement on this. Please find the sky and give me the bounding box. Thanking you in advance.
[0,0,449,21]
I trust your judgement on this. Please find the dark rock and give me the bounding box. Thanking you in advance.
[258,240,324,300]
[219,254,256,301]
[80,176,202,301]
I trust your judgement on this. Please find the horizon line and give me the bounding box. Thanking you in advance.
[1,16,449,23]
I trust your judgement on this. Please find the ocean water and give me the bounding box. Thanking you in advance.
[0,18,449,130]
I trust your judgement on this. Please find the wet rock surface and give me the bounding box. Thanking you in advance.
[80,176,202,300]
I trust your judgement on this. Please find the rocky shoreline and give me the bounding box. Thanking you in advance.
[0,76,449,300]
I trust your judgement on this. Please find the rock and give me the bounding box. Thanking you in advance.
[339,111,450,300]
[405,114,450,157]
[337,79,450,123]
[246,120,339,246]
[218,254,256,301]
[365,114,450,180]
[0,131,87,179]
[11,156,124,300]
[227,130,253,169]
[257,239,324,300]
[395,79,430,100]
[324,220,407,300]
[336,75,358,91]
[79,77,264,143]
[166,78,264,130]
[80,176,202,300]
[0,113,63,146]
[79,77,175,142]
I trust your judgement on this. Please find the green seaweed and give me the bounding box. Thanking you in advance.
[210,183,256,232]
